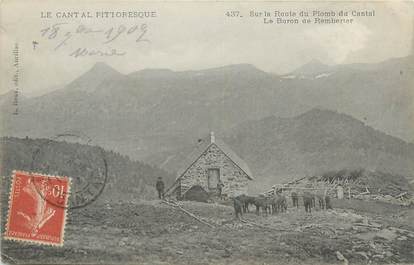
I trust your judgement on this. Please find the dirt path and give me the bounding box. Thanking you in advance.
[2,199,414,264]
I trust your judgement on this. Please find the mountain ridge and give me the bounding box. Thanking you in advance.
[292,59,332,77]
[0,55,412,170]
[66,62,125,93]
[145,108,414,193]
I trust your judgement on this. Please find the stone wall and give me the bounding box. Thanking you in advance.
[179,144,249,198]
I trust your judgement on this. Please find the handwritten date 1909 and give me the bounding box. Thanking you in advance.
[40,23,149,52]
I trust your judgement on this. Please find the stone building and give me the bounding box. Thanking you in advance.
[165,132,253,201]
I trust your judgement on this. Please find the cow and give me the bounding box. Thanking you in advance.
[303,192,314,213]
[235,194,256,213]
[253,196,272,216]
[316,194,326,210]
[291,192,299,208]
[279,194,288,212]
[311,195,316,208]
[272,193,287,214]
[325,195,332,209]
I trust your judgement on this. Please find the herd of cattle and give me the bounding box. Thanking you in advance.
[233,191,333,218]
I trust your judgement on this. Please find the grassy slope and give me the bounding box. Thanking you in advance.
[2,198,413,265]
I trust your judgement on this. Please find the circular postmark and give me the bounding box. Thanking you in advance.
[30,131,108,209]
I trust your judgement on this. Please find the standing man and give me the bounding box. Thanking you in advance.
[217,180,224,199]
[155,177,165,199]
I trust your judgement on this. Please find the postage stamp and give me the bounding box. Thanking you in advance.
[4,171,70,246]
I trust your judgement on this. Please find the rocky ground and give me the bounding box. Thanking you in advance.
[2,198,414,265]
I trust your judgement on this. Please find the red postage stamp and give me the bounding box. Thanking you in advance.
[4,171,70,246]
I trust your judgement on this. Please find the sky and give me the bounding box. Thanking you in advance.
[1,0,413,96]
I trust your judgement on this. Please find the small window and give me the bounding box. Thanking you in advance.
[207,168,220,189]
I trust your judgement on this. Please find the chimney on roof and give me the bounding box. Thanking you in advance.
[210,131,215,144]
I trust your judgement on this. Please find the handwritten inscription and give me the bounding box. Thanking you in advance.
[40,23,149,57]
[69,47,126,58]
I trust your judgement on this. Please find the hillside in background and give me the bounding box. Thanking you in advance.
[0,137,173,201]
[148,109,414,192]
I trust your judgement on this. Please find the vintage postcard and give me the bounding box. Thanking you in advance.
[0,0,413,264]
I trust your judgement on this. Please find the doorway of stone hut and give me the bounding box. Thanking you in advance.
[207,168,220,191]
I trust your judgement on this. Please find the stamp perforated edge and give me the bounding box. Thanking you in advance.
[3,170,71,247]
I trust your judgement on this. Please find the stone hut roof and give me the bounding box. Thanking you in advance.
[176,134,253,181]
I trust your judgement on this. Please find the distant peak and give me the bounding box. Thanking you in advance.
[306,59,327,66]
[127,68,176,79]
[299,108,338,116]
[133,68,174,75]
[200,64,266,75]
[225,63,257,69]
[65,62,123,92]
[296,108,338,119]
[139,68,174,73]
[212,63,260,71]
[296,108,363,125]
[89,62,120,75]
[292,59,332,76]
[127,64,267,79]
[300,59,330,70]
[93,61,107,67]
